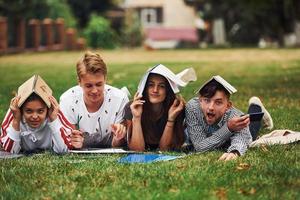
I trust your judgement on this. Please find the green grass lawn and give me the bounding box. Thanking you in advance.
[0,49,299,199]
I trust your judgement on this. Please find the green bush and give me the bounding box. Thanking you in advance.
[83,14,118,49]
[121,11,143,47]
[46,0,77,28]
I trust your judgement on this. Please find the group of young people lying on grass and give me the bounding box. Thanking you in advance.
[0,51,273,161]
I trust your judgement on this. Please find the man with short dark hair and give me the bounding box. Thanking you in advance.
[185,75,273,161]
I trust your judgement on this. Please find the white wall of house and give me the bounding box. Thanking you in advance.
[124,0,163,7]
[163,0,196,28]
[123,0,196,28]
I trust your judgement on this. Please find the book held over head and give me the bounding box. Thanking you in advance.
[137,64,197,95]
[17,75,52,108]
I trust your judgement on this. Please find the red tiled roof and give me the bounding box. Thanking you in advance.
[145,27,198,42]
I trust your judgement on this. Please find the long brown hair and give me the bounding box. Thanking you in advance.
[141,74,184,149]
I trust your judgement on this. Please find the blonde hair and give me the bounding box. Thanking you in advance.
[76,51,107,79]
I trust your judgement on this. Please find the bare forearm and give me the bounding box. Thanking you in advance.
[128,117,145,151]
[159,121,174,151]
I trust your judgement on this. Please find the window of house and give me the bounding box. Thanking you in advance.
[139,7,163,27]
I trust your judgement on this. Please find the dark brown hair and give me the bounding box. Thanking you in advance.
[141,74,184,149]
[20,93,48,113]
[199,80,230,99]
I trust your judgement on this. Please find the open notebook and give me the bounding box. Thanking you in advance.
[69,148,135,154]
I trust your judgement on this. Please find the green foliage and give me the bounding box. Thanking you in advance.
[28,0,77,28]
[0,0,77,27]
[83,14,119,49]
[0,0,47,18]
[121,11,143,47]
[190,0,300,45]
[46,0,77,28]
[67,0,115,28]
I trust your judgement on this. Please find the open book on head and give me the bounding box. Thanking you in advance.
[17,75,52,108]
[137,64,197,95]
[196,75,237,95]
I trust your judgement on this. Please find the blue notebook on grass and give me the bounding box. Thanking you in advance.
[118,154,183,163]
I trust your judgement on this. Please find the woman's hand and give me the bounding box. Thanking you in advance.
[48,96,59,122]
[130,92,145,119]
[168,96,185,121]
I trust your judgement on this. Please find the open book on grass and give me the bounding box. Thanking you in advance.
[69,148,135,154]
[17,75,52,108]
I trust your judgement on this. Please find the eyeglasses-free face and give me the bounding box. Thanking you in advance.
[22,99,47,128]
[146,74,167,105]
[199,90,231,125]
[79,72,106,111]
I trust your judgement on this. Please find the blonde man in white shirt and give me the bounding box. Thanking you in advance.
[59,51,129,149]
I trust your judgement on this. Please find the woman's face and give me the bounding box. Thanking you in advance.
[146,74,167,104]
[22,99,47,128]
[79,72,106,105]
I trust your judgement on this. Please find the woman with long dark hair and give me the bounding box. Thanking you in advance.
[125,64,187,151]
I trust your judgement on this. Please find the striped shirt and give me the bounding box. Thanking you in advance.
[185,97,252,155]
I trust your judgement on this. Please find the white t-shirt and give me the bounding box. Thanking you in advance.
[59,85,129,145]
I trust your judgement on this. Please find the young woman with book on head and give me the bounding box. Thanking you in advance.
[0,75,72,154]
[59,51,129,149]
[125,64,196,151]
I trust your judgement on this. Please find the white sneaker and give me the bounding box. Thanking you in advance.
[249,96,274,130]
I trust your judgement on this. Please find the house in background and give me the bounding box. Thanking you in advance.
[123,0,199,49]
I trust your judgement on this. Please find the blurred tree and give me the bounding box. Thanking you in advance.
[185,0,300,46]
[0,0,47,19]
[0,0,76,27]
[83,14,119,49]
[0,0,76,47]
[44,0,76,27]
[121,9,143,47]
[67,0,115,28]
